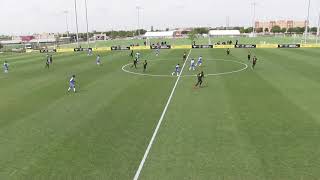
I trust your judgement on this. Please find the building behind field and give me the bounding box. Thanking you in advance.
[144,31,176,38]
[1,33,57,45]
[255,20,307,32]
[208,30,241,37]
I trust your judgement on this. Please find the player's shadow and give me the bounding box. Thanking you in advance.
[193,84,208,90]
[201,84,209,88]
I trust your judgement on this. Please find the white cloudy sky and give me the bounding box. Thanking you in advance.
[0,0,319,35]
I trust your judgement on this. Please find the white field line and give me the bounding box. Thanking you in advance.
[122,63,174,77]
[183,60,248,77]
[9,169,17,176]
[122,59,248,78]
[133,49,192,180]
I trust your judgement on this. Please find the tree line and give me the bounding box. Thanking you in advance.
[62,29,147,40]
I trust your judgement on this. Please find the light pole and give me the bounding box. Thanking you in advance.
[317,11,320,44]
[316,12,320,44]
[63,10,69,37]
[252,1,257,37]
[74,0,80,48]
[85,0,90,48]
[136,6,142,36]
[226,16,230,29]
[304,0,311,44]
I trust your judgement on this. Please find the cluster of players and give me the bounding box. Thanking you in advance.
[2,47,259,92]
[130,51,148,72]
[188,56,203,71]
[171,52,205,88]
[157,49,258,88]
[226,48,258,69]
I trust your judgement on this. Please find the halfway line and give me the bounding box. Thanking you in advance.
[133,49,192,180]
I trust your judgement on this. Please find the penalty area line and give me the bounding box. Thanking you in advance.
[133,49,192,180]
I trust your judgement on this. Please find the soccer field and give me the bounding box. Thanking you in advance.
[1,48,320,179]
[58,36,318,49]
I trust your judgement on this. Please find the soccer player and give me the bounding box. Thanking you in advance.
[248,52,251,61]
[131,58,138,69]
[252,56,258,69]
[156,47,160,56]
[130,50,134,57]
[67,75,76,93]
[3,61,9,73]
[135,52,141,62]
[96,55,101,66]
[143,60,148,72]
[196,56,203,67]
[189,58,195,71]
[49,55,53,64]
[171,64,180,76]
[87,48,93,56]
[45,56,50,69]
[227,48,230,55]
[195,71,204,88]
[183,52,187,61]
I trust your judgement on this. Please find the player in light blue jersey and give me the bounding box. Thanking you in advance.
[3,61,9,73]
[96,55,101,65]
[135,52,141,62]
[189,58,195,71]
[171,64,180,76]
[87,48,93,56]
[67,75,76,93]
[196,56,203,67]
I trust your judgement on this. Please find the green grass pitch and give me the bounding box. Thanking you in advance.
[59,36,317,48]
[1,48,320,179]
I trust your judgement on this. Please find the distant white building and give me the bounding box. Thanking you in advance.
[1,33,58,45]
[209,30,241,36]
[0,40,21,44]
[93,34,108,41]
[144,31,176,38]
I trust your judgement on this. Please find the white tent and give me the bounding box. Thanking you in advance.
[209,30,241,36]
[144,31,175,38]
[0,40,22,44]
[29,39,56,43]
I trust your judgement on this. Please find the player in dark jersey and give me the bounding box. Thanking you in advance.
[130,50,134,57]
[49,55,53,64]
[143,60,148,72]
[183,52,187,61]
[195,71,204,88]
[248,53,251,61]
[131,58,138,69]
[45,56,50,69]
[227,48,230,55]
[252,56,257,69]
